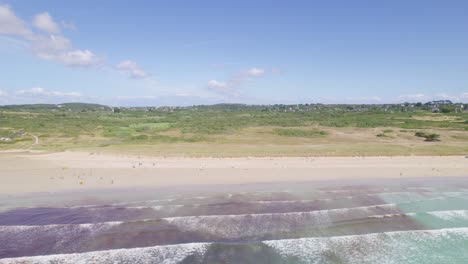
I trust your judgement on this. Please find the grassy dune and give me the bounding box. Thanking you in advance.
[0,104,467,156]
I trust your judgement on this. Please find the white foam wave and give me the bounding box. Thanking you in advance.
[0,242,209,264]
[368,213,415,219]
[368,209,468,221]
[164,204,399,238]
[255,198,333,204]
[126,204,186,210]
[428,210,468,221]
[264,228,468,264]
[0,221,120,233]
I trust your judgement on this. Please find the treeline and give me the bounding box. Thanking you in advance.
[1,101,467,113]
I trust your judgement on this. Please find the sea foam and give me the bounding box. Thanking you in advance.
[0,243,209,264]
[264,227,468,264]
[164,204,400,238]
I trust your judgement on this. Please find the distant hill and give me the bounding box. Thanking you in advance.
[0,103,112,112]
[0,101,466,113]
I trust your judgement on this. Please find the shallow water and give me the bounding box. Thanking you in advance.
[1,177,468,263]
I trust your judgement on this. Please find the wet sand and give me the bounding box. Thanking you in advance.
[0,151,467,194]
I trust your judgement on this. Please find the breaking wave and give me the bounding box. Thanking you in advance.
[0,243,209,264]
[264,228,468,264]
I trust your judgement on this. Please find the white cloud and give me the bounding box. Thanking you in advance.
[399,93,428,101]
[207,80,227,89]
[0,5,31,36]
[28,34,99,66]
[38,49,99,66]
[0,90,7,96]
[16,87,81,97]
[32,12,60,34]
[398,93,468,102]
[207,66,269,96]
[32,34,71,52]
[16,87,46,95]
[0,5,101,68]
[435,93,460,101]
[116,60,149,79]
[206,79,240,96]
[247,67,265,77]
[1,5,150,76]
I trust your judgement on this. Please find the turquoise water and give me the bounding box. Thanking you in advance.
[1,177,468,263]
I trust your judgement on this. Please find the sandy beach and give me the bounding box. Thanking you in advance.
[0,151,466,194]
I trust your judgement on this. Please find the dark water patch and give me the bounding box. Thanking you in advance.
[0,223,115,258]
[0,207,153,226]
[181,243,302,264]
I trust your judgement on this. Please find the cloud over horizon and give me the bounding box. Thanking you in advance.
[399,93,468,102]
[16,87,81,97]
[207,67,268,96]
[1,86,468,106]
[0,4,100,67]
[116,60,150,79]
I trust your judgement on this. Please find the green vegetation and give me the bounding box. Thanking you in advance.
[440,105,456,113]
[273,128,327,138]
[415,132,441,142]
[0,102,467,156]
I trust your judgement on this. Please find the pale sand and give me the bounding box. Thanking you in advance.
[0,151,467,194]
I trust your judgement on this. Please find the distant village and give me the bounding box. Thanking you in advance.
[0,100,466,114]
[109,100,467,114]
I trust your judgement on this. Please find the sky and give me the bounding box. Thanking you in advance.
[0,0,467,106]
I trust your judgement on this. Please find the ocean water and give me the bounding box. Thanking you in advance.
[1,177,468,263]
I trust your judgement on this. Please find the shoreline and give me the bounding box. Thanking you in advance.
[0,151,467,194]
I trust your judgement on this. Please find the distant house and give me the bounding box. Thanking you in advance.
[424,100,453,113]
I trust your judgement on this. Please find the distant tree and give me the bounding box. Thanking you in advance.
[439,105,456,113]
[415,102,422,107]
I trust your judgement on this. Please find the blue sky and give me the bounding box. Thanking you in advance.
[0,0,467,106]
